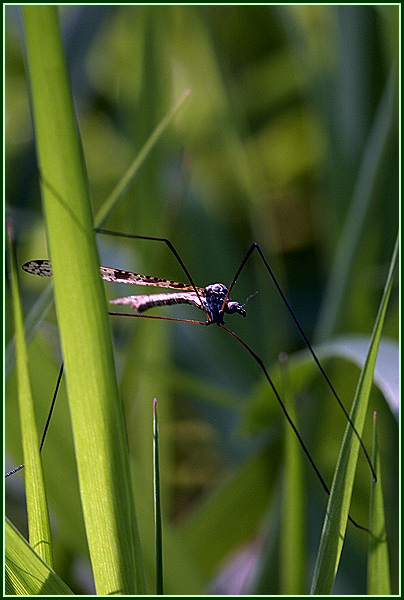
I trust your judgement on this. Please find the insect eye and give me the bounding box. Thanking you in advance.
[226,301,246,316]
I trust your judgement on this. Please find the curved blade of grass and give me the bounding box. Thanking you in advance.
[315,67,396,342]
[95,88,190,227]
[367,412,391,594]
[22,6,145,594]
[245,335,399,434]
[313,337,399,418]
[6,221,53,568]
[153,398,164,595]
[310,233,398,594]
[5,518,73,595]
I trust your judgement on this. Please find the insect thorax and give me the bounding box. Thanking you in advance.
[204,283,246,324]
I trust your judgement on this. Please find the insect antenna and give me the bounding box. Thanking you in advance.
[240,290,258,309]
[219,241,376,483]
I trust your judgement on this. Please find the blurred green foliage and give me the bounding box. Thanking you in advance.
[5,5,398,594]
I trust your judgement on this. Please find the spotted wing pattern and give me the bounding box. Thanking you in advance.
[21,260,204,293]
[110,291,206,313]
[21,260,52,277]
[99,266,203,291]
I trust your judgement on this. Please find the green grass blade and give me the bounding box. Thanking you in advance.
[315,68,396,342]
[5,518,73,595]
[22,6,145,593]
[6,221,53,568]
[310,233,398,594]
[245,336,398,435]
[279,354,306,594]
[249,354,306,594]
[153,398,164,595]
[5,284,53,380]
[95,89,190,227]
[367,412,391,594]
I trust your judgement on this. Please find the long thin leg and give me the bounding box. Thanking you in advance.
[108,312,207,325]
[5,316,208,478]
[109,311,370,531]
[5,362,65,478]
[9,229,370,531]
[220,241,376,482]
[219,323,370,532]
[98,228,374,527]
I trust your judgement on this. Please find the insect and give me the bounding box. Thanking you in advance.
[19,260,255,323]
[7,229,375,531]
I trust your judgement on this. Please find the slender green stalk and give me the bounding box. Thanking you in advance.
[22,6,145,593]
[367,412,391,594]
[153,398,164,594]
[6,221,53,568]
[315,69,396,342]
[95,89,190,227]
[311,233,398,594]
[279,353,306,594]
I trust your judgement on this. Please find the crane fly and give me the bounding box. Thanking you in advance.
[20,260,253,323]
[7,229,375,532]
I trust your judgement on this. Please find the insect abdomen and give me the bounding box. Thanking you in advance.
[110,291,204,313]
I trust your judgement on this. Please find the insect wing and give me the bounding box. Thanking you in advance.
[99,266,203,291]
[21,260,52,277]
[110,291,205,313]
[21,259,204,293]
